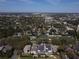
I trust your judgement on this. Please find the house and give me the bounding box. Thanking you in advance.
[77,25,79,32]
[23,43,59,57]
[66,26,74,31]
[45,16,53,23]
[26,31,32,36]
[51,45,59,53]
[2,44,12,54]
[74,41,79,51]
[23,44,38,55]
[0,46,4,51]
[31,44,38,55]
[37,43,53,55]
[23,45,31,54]
[30,36,36,41]
[13,32,22,37]
[0,46,4,55]
[0,44,13,56]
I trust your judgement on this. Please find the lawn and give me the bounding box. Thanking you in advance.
[0,55,61,59]
[21,56,60,59]
[21,57,33,59]
[0,57,9,59]
[0,56,33,59]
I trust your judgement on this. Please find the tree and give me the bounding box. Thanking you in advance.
[59,36,75,45]
[77,31,79,40]
[51,37,61,45]
[36,35,49,44]
[51,36,75,45]
[6,35,31,49]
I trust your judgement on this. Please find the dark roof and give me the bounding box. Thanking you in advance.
[38,44,44,52]
[46,44,51,50]
[37,44,52,52]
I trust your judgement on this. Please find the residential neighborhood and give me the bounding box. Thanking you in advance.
[0,13,79,59]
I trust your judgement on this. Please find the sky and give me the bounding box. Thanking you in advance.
[0,0,79,13]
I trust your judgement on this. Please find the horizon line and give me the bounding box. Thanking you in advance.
[0,11,79,14]
[0,12,79,13]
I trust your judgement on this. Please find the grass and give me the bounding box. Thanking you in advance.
[21,56,33,59]
[21,55,53,59]
[0,55,61,59]
[0,57,9,59]
[0,56,33,59]
[0,57,56,59]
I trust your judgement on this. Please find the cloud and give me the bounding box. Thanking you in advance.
[45,0,61,5]
[19,0,34,4]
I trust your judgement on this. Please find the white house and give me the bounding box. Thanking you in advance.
[77,25,79,32]
[51,45,59,53]
[31,44,37,55]
[0,46,4,51]
[45,16,53,23]
[23,45,31,54]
